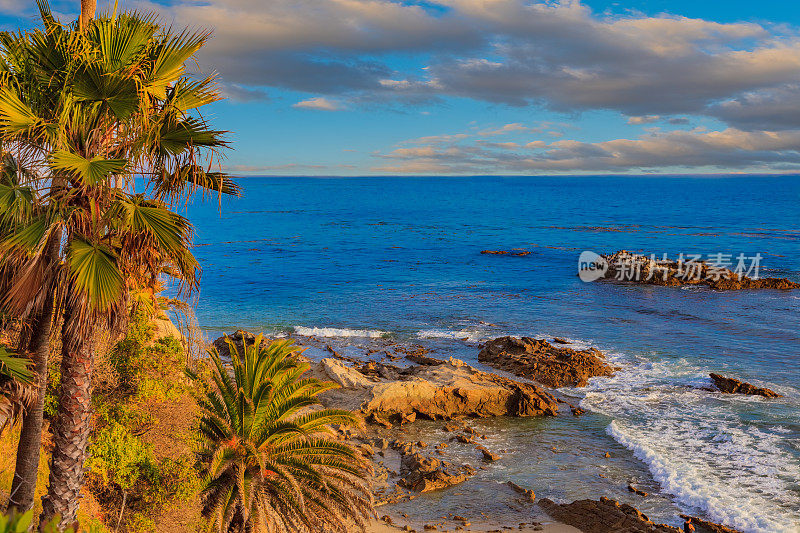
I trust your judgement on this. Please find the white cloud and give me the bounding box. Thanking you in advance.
[628,115,661,125]
[373,127,800,174]
[478,123,531,136]
[0,0,26,14]
[143,1,800,128]
[292,97,345,111]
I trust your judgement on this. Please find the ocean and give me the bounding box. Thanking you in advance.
[181,176,800,532]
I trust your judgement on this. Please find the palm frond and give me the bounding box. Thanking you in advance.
[66,238,124,310]
[194,337,374,532]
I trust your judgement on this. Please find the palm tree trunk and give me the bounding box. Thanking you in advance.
[79,0,96,30]
[7,300,54,511]
[39,302,96,528]
[8,231,61,512]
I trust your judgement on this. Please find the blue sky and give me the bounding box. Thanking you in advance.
[4,0,800,175]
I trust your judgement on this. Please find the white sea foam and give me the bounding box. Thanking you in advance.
[416,328,487,343]
[579,353,800,533]
[292,326,388,338]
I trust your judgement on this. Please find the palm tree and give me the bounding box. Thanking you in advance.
[0,151,60,512]
[191,336,374,533]
[0,1,238,524]
[80,0,96,31]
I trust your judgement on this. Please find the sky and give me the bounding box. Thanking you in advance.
[4,0,800,176]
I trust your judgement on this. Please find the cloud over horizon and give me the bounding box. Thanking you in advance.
[109,1,800,173]
[372,124,800,174]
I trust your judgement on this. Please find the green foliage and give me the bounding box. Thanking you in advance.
[0,510,73,532]
[191,335,374,533]
[88,422,157,493]
[0,344,33,384]
[123,514,155,533]
[87,420,200,513]
[0,509,108,532]
[43,359,60,419]
[108,308,185,399]
[110,307,153,392]
[85,309,198,530]
[95,401,153,434]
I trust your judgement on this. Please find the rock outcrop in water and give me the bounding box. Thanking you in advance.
[539,497,680,532]
[478,336,615,387]
[398,452,476,492]
[314,356,559,421]
[596,250,799,290]
[481,249,531,256]
[709,373,782,398]
[540,497,743,533]
[679,515,743,533]
[211,329,257,358]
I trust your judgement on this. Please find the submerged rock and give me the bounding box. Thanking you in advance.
[627,484,648,497]
[316,356,559,421]
[507,481,535,502]
[709,373,782,398]
[598,250,799,290]
[481,249,531,256]
[679,515,744,533]
[478,336,614,388]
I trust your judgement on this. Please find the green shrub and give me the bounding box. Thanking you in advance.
[0,509,106,532]
[87,420,200,529]
[110,308,154,392]
[87,422,157,494]
[94,400,153,433]
[43,363,60,419]
[124,513,155,533]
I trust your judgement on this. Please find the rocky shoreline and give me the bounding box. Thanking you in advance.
[211,330,751,533]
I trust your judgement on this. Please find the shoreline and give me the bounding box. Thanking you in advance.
[213,330,760,533]
[366,518,582,532]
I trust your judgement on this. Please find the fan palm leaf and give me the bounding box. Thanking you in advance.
[0,0,239,521]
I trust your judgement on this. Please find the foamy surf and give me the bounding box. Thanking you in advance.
[580,353,800,533]
[292,326,389,338]
[416,328,487,343]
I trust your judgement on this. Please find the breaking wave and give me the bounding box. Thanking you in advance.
[292,326,389,338]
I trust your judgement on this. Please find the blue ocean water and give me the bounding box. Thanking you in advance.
[183,176,800,532]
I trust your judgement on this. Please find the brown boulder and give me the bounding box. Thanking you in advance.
[398,452,475,493]
[211,330,257,358]
[479,336,614,388]
[710,373,781,398]
[477,445,500,462]
[318,356,559,421]
[539,497,679,533]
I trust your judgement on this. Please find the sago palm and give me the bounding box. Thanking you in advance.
[191,335,374,533]
[0,0,238,523]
